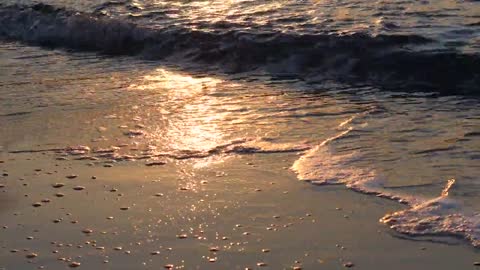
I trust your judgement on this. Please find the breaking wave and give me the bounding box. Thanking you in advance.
[1,3,479,95]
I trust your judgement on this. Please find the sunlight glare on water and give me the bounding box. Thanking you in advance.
[129,69,232,157]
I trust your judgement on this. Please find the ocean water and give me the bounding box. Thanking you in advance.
[1,0,480,256]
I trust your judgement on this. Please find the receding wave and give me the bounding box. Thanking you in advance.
[1,3,479,95]
[8,137,311,162]
[292,112,480,248]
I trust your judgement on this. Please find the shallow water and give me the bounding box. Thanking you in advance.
[1,0,480,269]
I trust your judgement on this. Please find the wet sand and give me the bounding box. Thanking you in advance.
[0,150,479,270]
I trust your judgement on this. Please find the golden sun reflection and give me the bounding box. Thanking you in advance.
[129,69,232,156]
[132,68,221,98]
[128,68,242,190]
[151,0,284,28]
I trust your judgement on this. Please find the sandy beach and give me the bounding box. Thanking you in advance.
[1,148,480,269]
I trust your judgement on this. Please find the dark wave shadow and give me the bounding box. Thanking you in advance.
[1,3,479,96]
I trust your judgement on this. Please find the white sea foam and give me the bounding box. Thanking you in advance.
[292,113,480,248]
[381,192,480,248]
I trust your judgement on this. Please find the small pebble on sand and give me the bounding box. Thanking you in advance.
[124,130,145,136]
[69,262,81,268]
[32,202,42,207]
[26,253,38,259]
[146,161,166,166]
[73,186,85,191]
[66,175,78,179]
[82,229,93,234]
[257,262,267,267]
[343,262,355,268]
[52,183,65,188]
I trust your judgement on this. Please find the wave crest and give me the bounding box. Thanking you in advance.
[1,3,479,94]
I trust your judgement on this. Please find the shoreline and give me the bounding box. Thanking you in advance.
[1,151,479,269]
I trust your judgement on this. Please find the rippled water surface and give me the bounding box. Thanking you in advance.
[4,0,480,52]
